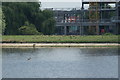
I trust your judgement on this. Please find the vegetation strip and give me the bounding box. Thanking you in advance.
[2,35,119,43]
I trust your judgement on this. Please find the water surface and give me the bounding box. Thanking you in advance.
[2,48,118,78]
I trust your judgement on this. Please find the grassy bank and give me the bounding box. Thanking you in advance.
[2,35,119,43]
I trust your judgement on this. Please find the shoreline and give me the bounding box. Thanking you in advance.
[1,43,120,48]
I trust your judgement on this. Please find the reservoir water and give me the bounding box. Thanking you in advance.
[2,48,118,78]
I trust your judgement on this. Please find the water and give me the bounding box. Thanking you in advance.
[2,48,118,78]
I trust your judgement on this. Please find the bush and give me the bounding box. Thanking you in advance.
[103,33,114,35]
[18,23,42,35]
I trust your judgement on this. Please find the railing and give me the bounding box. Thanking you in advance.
[111,17,120,22]
[44,6,117,11]
[56,19,113,23]
[83,6,116,10]
[52,7,116,11]
[43,8,81,11]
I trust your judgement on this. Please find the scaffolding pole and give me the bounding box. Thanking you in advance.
[89,0,99,35]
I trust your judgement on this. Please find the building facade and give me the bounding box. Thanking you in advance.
[53,0,120,35]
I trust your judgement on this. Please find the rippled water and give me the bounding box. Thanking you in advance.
[2,48,118,78]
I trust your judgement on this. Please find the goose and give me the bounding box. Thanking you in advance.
[27,57,31,60]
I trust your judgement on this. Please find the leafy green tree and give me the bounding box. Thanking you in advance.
[2,2,56,35]
[34,12,45,32]
[0,7,6,35]
[41,9,55,35]
[42,18,55,35]
[2,11,6,35]
[2,2,41,35]
[42,9,53,19]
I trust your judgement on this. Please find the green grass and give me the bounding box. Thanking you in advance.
[2,35,119,43]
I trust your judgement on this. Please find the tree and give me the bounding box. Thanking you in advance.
[42,18,55,35]
[41,9,55,35]
[2,11,6,35]
[2,2,56,35]
[42,9,53,19]
[34,12,45,32]
[0,7,6,35]
[2,2,41,35]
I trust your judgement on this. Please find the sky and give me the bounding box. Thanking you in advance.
[40,0,116,10]
[40,0,82,9]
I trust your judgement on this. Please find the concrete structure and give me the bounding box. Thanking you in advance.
[52,0,120,35]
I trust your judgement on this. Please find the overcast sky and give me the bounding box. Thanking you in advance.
[40,0,116,9]
[40,0,82,9]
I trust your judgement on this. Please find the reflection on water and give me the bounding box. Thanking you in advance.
[2,48,118,78]
[0,48,2,79]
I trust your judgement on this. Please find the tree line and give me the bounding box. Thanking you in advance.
[2,2,55,35]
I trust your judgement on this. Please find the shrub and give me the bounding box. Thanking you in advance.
[18,24,42,35]
[103,33,114,35]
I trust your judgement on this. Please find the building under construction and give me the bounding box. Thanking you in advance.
[53,0,120,35]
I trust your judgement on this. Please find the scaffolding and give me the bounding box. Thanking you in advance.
[89,1,99,35]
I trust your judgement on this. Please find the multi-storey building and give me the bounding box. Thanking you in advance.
[53,0,120,35]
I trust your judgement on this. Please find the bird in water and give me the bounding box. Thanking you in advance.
[27,57,31,60]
